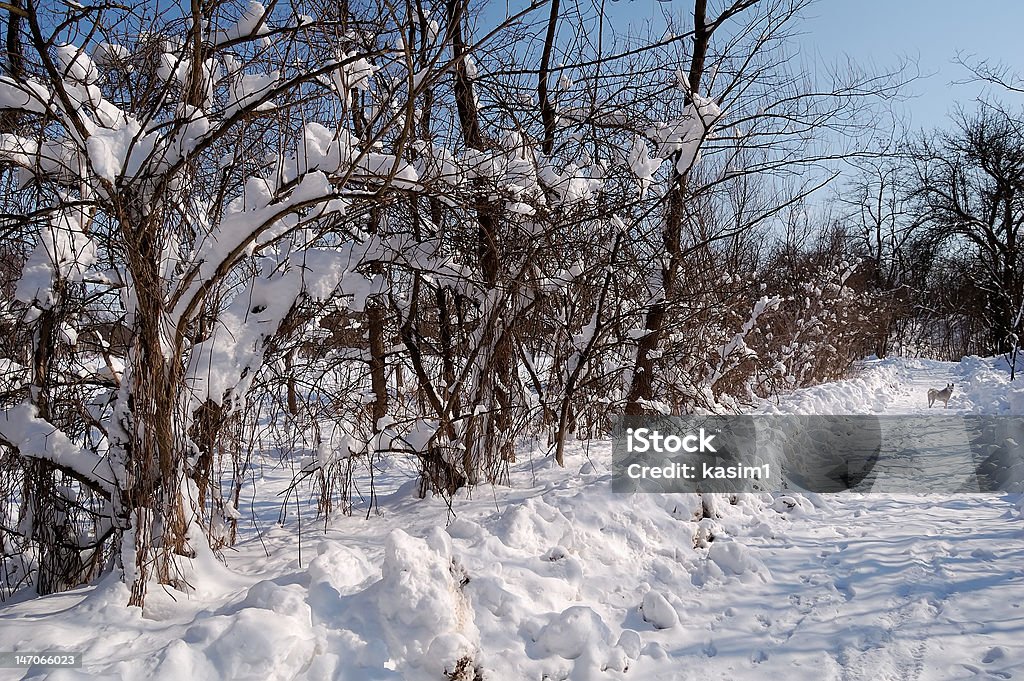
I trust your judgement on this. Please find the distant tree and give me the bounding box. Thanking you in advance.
[907,105,1024,358]
[835,153,917,357]
[621,0,907,415]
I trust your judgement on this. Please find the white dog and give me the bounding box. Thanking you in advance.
[927,383,954,408]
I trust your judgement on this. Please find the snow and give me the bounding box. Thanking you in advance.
[91,42,131,68]
[372,529,480,676]
[15,208,97,309]
[54,44,100,85]
[212,1,270,46]
[412,142,462,186]
[225,71,280,117]
[0,133,36,168]
[84,118,150,182]
[0,77,50,114]
[183,248,355,413]
[624,134,663,196]
[1,356,1023,680]
[647,93,721,174]
[0,402,116,493]
[639,590,678,630]
[164,106,211,165]
[537,158,602,206]
[331,53,377,97]
[0,359,27,393]
[156,52,188,85]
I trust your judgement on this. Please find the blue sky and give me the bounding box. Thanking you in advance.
[599,0,1024,132]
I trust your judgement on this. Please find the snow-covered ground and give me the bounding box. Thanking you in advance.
[1,357,1023,680]
[761,355,1018,416]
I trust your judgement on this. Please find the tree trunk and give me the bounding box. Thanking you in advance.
[447,0,515,482]
[122,215,189,606]
[625,0,711,416]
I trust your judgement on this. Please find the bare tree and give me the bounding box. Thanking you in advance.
[907,105,1024,358]
[621,0,907,415]
[834,152,918,356]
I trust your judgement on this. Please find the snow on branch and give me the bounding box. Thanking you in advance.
[0,402,117,495]
[15,206,96,311]
[183,247,371,414]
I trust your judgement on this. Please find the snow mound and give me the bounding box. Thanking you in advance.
[534,605,612,659]
[640,590,679,629]
[371,528,481,677]
[238,580,312,625]
[771,494,815,515]
[178,608,317,680]
[307,540,375,592]
[492,496,576,552]
[694,538,770,586]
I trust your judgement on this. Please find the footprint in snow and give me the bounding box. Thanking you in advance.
[971,547,997,561]
[833,578,856,601]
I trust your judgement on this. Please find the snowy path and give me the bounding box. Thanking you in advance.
[697,357,1024,681]
[694,494,1024,681]
[871,358,968,414]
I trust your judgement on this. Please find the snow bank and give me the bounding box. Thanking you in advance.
[0,448,789,680]
[756,358,901,415]
[939,355,1024,491]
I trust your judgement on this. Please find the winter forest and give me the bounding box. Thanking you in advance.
[1,0,1023,678]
